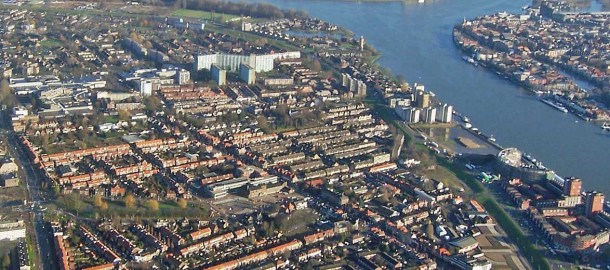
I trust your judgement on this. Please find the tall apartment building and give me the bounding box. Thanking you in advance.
[175,69,191,85]
[422,107,437,124]
[416,90,430,108]
[585,191,604,216]
[395,106,420,123]
[138,79,153,97]
[211,65,226,86]
[563,177,582,197]
[436,103,453,123]
[239,63,256,84]
[341,73,366,97]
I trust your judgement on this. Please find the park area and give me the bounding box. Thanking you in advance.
[171,9,241,22]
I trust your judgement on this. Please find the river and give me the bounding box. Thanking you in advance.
[237,0,610,195]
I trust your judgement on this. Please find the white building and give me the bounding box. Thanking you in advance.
[194,51,301,73]
[0,227,26,241]
[341,73,366,97]
[341,73,350,87]
[356,80,367,97]
[422,107,436,123]
[176,69,191,85]
[395,106,420,123]
[11,106,28,120]
[0,157,18,174]
[138,79,153,97]
[436,103,453,123]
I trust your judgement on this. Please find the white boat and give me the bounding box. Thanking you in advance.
[462,56,475,64]
[489,135,496,142]
[540,98,568,113]
[603,122,610,131]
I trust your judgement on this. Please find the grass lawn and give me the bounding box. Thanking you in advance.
[423,166,473,198]
[276,209,317,236]
[0,187,26,209]
[206,24,301,52]
[171,9,240,21]
[0,240,16,263]
[55,194,211,220]
[39,39,62,48]
[100,114,120,124]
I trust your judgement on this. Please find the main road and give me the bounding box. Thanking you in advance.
[7,133,55,270]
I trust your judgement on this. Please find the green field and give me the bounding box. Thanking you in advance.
[424,166,473,198]
[39,39,62,48]
[171,9,241,22]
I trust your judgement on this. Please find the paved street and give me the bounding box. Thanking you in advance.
[7,133,55,270]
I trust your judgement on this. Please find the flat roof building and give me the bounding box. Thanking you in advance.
[239,63,256,85]
[211,65,227,86]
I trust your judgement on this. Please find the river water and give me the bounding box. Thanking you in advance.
[238,0,610,194]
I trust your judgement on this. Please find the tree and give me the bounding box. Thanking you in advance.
[311,59,322,73]
[0,79,16,108]
[426,221,434,238]
[143,40,153,49]
[118,109,130,121]
[256,116,271,133]
[94,194,103,208]
[1,251,10,268]
[178,198,188,209]
[124,194,136,209]
[379,243,390,253]
[100,202,109,211]
[129,31,142,43]
[253,38,267,47]
[143,96,162,112]
[41,133,50,146]
[62,193,85,214]
[147,199,159,211]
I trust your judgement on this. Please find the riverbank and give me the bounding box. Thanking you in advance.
[452,15,610,127]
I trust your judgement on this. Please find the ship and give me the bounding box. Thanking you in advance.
[462,56,475,65]
[540,98,568,113]
[603,122,610,131]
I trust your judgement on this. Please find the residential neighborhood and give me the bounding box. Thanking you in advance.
[0,0,609,270]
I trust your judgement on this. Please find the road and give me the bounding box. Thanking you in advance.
[7,133,55,270]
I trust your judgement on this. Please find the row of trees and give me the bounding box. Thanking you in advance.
[60,192,191,217]
[181,0,308,19]
[0,79,16,108]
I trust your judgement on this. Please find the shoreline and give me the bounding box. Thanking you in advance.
[450,27,609,125]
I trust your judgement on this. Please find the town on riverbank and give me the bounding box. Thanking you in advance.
[454,0,610,128]
[0,0,606,269]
